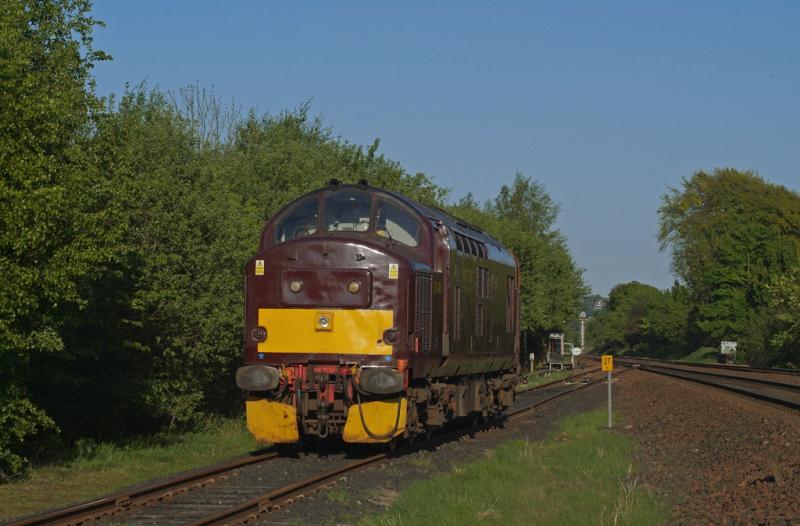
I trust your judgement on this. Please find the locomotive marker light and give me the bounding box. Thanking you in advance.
[382,328,399,344]
[289,280,302,293]
[602,355,614,428]
[250,326,268,342]
[348,280,361,294]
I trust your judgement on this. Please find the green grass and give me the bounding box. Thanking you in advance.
[0,418,260,521]
[516,369,575,392]
[362,410,668,526]
[679,347,720,364]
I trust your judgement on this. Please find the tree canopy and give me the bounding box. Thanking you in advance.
[591,168,800,368]
[0,1,586,478]
[658,168,800,362]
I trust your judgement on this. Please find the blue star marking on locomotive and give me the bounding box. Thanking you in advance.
[258,352,266,360]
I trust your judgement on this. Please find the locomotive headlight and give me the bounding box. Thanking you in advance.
[347,280,361,294]
[250,326,268,342]
[315,312,333,331]
[289,280,302,293]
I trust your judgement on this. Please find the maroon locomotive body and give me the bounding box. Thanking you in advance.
[236,180,520,444]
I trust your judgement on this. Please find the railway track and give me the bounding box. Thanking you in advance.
[606,356,800,410]
[6,366,611,526]
[4,449,282,526]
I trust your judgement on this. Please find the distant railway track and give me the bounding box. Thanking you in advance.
[6,366,612,526]
[602,356,800,411]
[615,355,800,377]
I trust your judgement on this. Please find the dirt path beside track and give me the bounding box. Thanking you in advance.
[617,369,800,525]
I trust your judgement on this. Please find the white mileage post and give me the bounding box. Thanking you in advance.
[602,355,613,428]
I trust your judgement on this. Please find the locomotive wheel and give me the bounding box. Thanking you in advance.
[425,427,434,441]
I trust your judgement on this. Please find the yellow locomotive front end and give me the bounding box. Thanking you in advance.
[237,181,426,444]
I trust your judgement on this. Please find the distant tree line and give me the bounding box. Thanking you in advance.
[589,169,800,368]
[0,0,585,478]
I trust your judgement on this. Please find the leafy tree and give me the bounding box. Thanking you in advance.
[449,174,587,338]
[658,168,800,362]
[588,281,690,357]
[0,0,112,478]
[766,266,800,367]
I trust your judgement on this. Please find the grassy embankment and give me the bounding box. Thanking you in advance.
[363,409,668,526]
[0,418,260,521]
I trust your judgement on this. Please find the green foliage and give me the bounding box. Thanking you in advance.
[0,1,585,481]
[588,281,690,357]
[449,174,587,337]
[765,265,800,367]
[0,0,112,479]
[658,168,800,365]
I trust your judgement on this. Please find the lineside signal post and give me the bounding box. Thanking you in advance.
[602,355,613,428]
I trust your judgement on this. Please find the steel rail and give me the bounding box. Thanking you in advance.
[188,367,620,526]
[614,357,800,390]
[591,354,800,376]
[628,363,800,411]
[4,449,282,526]
[7,367,612,526]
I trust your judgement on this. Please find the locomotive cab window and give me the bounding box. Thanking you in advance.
[376,199,421,247]
[325,192,371,232]
[274,197,319,243]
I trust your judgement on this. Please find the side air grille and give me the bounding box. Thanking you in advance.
[476,303,485,337]
[454,286,462,341]
[477,267,490,299]
[415,272,433,352]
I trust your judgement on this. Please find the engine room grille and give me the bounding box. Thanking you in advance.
[477,267,490,299]
[454,286,462,340]
[415,272,433,352]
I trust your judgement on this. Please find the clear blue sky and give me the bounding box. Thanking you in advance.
[90,1,800,296]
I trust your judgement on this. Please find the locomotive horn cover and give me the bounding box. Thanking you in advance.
[236,365,280,391]
[358,367,403,395]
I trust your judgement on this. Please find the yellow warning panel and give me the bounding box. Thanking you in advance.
[343,399,407,443]
[602,355,613,372]
[255,259,265,276]
[258,308,393,355]
[245,397,299,443]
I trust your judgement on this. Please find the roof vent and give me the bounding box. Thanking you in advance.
[328,178,340,189]
[357,178,369,189]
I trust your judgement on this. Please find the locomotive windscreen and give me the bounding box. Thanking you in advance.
[325,191,371,232]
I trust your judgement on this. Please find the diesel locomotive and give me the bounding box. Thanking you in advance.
[236,180,520,444]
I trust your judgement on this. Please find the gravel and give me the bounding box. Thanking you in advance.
[616,369,800,525]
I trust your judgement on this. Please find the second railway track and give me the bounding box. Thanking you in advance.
[609,356,800,411]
